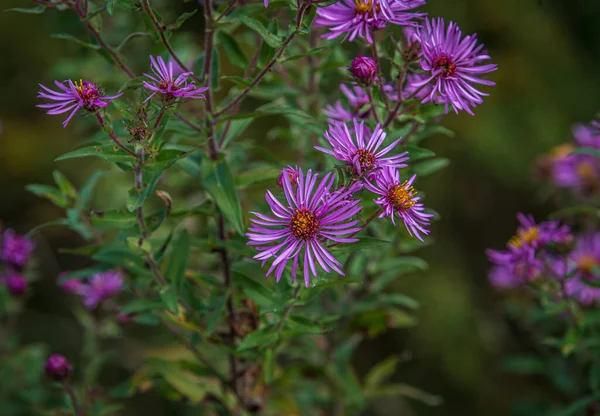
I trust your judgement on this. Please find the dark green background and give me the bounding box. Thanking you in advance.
[1,0,599,414]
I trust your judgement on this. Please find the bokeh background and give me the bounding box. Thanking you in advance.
[1,0,600,414]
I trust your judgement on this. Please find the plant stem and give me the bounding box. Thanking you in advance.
[94,113,137,157]
[371,42,389,111]
[383,65,408,127]
[215,0,239,22]
[63,381,85,416]
[366,87,381,124]
[84,23,136,78]
[214,2,310,117]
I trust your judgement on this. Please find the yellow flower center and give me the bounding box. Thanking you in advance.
[355,0,378,15]
[290,209,319,240]
[354,148,376,172]
[551,144,574,160]
[386,181,417,211]
[576,161,597,180]
[508,227,539,248]
[577,254,598,274]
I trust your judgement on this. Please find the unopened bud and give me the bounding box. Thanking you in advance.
[45,354,72,382]
[349,56,377,87]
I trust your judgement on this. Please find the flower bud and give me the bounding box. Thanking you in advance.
[277,166,299,188]
[349,56,377,87]
[45,354,72,382]
[5,274,28,296]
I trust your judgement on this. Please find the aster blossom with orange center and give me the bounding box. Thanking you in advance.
[364,167,433,241]
[314,0,424,44]
[413,18,497,115]
[37,80,123,127]
[143,55,208,103]
[316,119,408,179]
[247,169,363,287]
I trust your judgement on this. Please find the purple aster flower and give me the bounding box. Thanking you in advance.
[167,56,196,77]
[556,234,600,306]
[3,273,28,297]
[413,18,497,115]
[37,80,122,127]
[247,169,363,287]
[350,56,377,86]
[57,271,85,295]
[364,167,433,240]
[78,270,123,309]
[486,213,571,275]
[277,166,300,188]
[45,354,72,382]
[1,229,34,268]
[379,0,425,26]
[143,55,208,103]
[488,264,536,289]
[316,120,408,179]
[323,84,398,124]
[573,118,600,149]
[552,153,600,193]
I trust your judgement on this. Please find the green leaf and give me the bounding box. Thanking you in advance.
[26,184,67,207]
[232,262,275,307]
[549,205,600,220]
[404,146,436,162]
[56,144,136,164]
[364,356,399,390]
[162,229,190,291]
[79,171,105,209]
[90,210,137,229]
[412,158,450,176]
[330,237,391,253]
[6,5,45,13]
[235,168,281,189]
[571,147,600,158]
[281,47,328,62]
[160,285,178,314]
[51,33,100,50]
[263,349,275,384]
[201,155,244,235]
[125,172,163,212]
[237,329,278,351]
[172,9,198,29]
[217,31,249,68]
[118,76,146,93]
[501,355,546,375]
[555,395,600,416]
[145,148,197,172]
[239,16,282,48]
[53,170,77,199]
[220,75,253,87]
[218,119,254,150]
[120,299,164,314]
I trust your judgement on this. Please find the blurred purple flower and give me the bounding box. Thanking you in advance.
[1,229,34,268]
[247,169,362,287]
[277,166,299,188]
[552,153,600,193]
[414,18,497,115]
[45,354,72,382]
[57,271,85,295]
[316,119,408,179]
[486,213,571,276]
[143,55,208,102]
[573,119,600,149]
[37,80,122,127]
[364,167,433,241]
[79,270,123,309]
[3,273,28,296]
[323,84,397,124]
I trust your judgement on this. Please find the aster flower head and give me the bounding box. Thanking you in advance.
[486,213,571,275]
[552,153,600,193]
[488,264,540,289]
[277,166,300,188]
[323,84,398,124]
[143,55,208,103]
[37,80,122,127]
[57,272,85,295]
[378,0,426,26]
[573,118,600,149]
[3,273,28,297]
[316,120,408,179]
[364,167,433,241]
[349,56,377,86]
[247,169,363,287]
[45,354,72,382]
[1,229,34,268]
[79,270,123,309]
[414,18,497,115]
[556,235,600,306]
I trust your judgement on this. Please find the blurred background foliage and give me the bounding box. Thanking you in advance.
[1,0,600,414]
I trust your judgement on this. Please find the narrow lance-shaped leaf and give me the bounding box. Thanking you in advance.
[200,154,245,235]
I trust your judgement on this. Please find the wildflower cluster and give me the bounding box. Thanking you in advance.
[0,229,34,297]
[15,0,498,413]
